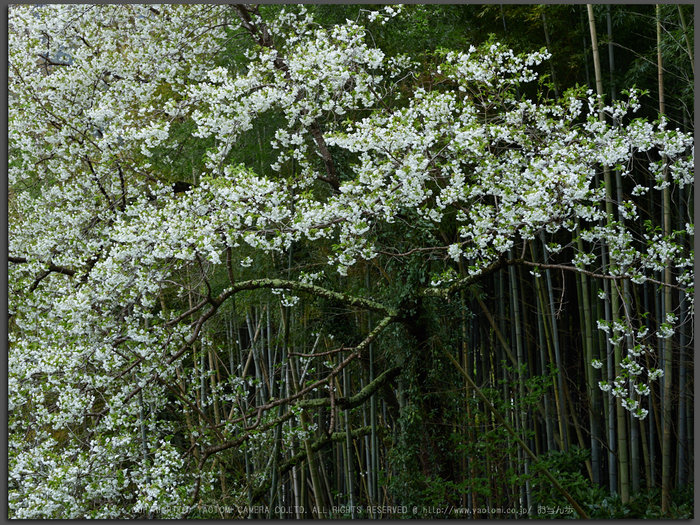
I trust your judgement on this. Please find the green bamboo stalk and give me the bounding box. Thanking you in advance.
[539,233,569,452]
[677,187,689,488]
[208,344,221,429]
[588,4,629,499]
[658,4,674,513]
[469,281,478,512]
[606,5,617,101]
[631,283,653,487]
[607,7,640,493]
[530,251,564,451]
[576,219,600,484]
[266,305,274,400]
[344,368,356,517]
[319,446,335,513]
[677,5,694,75]
[286,366,302,518]
[580,6,592,89]
[600,244,618,494]
[228,316,235,379]
[268,305,290,517]
[536,289,556,453]
[541,7,560,101]
[200,342,207,416]
[245,449,255,518]
[508,249,532,507]
[286,305,325,518]
[360,376,372,508]
[300,459,307,518]
[527,243,557,457]
[562,368,594,481]
[366,267,378,514]
[639,414,653,488]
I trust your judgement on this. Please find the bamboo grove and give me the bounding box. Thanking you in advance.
[7,4,693,519]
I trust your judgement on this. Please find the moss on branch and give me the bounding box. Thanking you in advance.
[216,278,396,316]
[298,365,402,410]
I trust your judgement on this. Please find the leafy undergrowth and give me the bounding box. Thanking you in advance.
[532,446,693,519]
[584,484,694,519]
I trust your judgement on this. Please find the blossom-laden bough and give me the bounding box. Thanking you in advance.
[9,4,692,518]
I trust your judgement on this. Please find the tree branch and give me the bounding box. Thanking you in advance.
[9,256,76,277]
[513,258,687,291]
[214,278,397,317]
[298,365,402,410]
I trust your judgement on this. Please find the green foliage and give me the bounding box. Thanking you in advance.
[531,446,592,509]
[584,484,694,519]
[532,446,695,519]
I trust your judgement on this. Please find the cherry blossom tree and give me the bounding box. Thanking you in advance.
[9,4,692,518]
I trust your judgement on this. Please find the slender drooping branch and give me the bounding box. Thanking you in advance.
[677,5,694,76]
[514,258,687,292]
